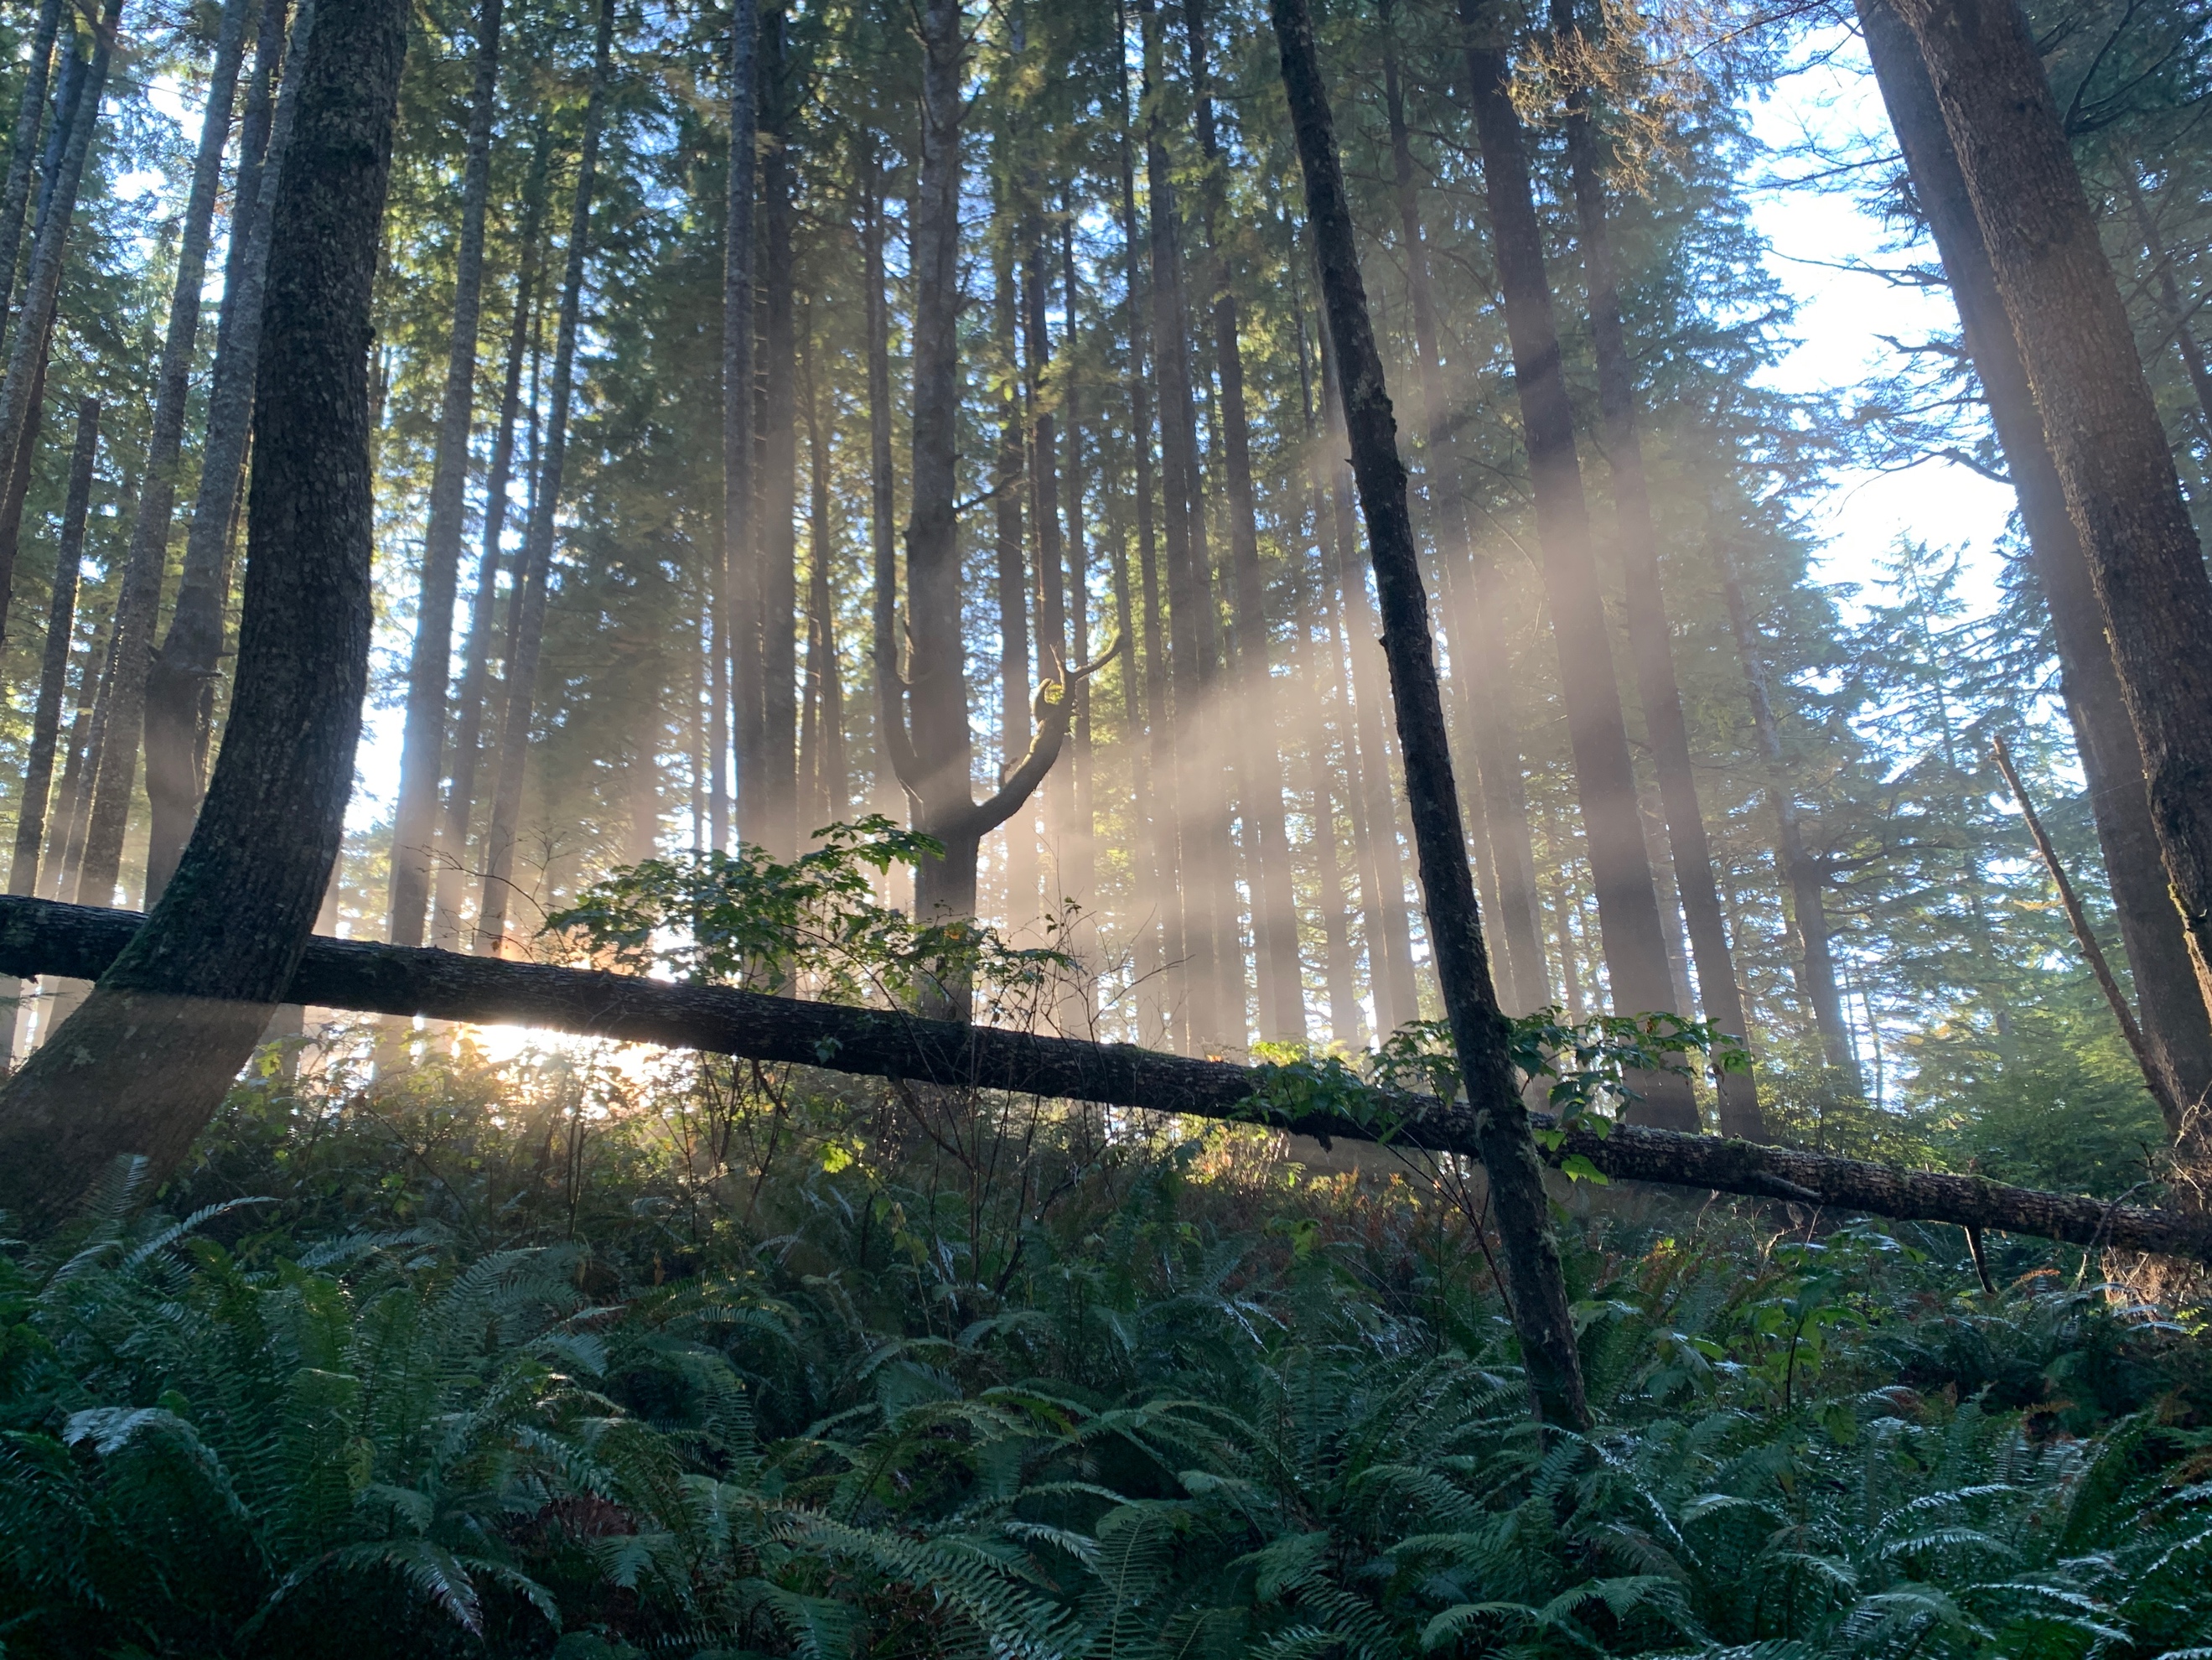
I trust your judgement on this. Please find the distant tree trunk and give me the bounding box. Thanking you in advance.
[1296,528,1360,1045]
[0,0,405,1229]
[1025,219,1069,919]
[1184,0,1300,1040]
[1854,0,2212,1134]
[0,0,64,325]
[724,0,759,856]
[1138,0,1235,1047]
[1317,301,1421,1035]
[861,141,902,836]
[994,226,1034,926]
[474,0,614,955]
[1720,542,1857,1085]
[756,0,798,856]
[1551,0,1762,1135]
[7,396,95,903]
[1274,0,1589,1429]
[2115,162,2212,437]
[75,0,249,905]
[51,607,120,905]
[800,311,843,826]
[1378,11,1546,1016]
[139,0,293,904]
[387,0,503,947]
[1889,0,2212,1033]
[1456,0,1694,1128]
[0,0,118,645]
[627,677,660,866]
[0,325,50,615]
[1061,215,1096,913]
[434,132,551,946]
[1114,28,1180,1042]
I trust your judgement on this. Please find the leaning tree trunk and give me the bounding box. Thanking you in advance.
[1378,16,1546,1015]
[139,0,294,902]
[1857,0,2212,1142]
[1273,0,1589,1430]
[434,133,551,945]
[1888,0,2212,1029]
[1456,0,1695,1129]
[723,0,759,855]
[0,0,119,646]
[1552,0,1763,1138]
[0,0,406,1231]
[386,0,503,947]
[474,0,614,955]
[74,0,250,905]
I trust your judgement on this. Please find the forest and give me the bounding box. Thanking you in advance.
[0,0,2209,1649]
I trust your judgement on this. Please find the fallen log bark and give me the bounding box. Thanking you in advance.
[3,893,2206,1262]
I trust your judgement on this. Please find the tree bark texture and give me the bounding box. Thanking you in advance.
[1274,0,1591,1429]
[474,0,614,954]
[1552,0,1763,1138]
[387,0,503,947]
[1888,0,2212,1030]
[140,0,294,903]
[1457,0,1695,1130]
[0,0,405,1231]
[1856,0,2212,1136]
[74,0,249,904]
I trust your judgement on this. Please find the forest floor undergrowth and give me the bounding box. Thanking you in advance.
[1,1030,2209,1658]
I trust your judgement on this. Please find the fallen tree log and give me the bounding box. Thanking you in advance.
[4,893,2206,1262]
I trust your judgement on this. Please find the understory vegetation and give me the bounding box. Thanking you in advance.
[3,847,2209,1659]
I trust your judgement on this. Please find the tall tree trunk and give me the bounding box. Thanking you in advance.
[8,395,94,898]
[756,0,798,855]
[1888,0,2212,1029]
[883,0,1095,1003]
[1720,542,1858,1085]
[1296,533,1359,1045]
[75,0,249,905]
[474,0,614,954]
[994,225,1034,926]
[1184,0,1301,1040]
[1456,0,1695,1128]
[1378,8,1546,1015]
[1854,0,2212,1135]
[800,310,843,825]
[1274,0,1588,1429]
[0,0,405,1230]
[387,0,503,947]
[861,141,902,837]
[724,0,759,856]
[434,132,551,946]
[0,0,119,646]
[1137,0,1230,1047]
[51,604,120,904]
[1550,0,1762,1135]
[1060,215,1096,916]
[1114,23,1180,1044]
[139,0,293,903]
[0,0,64,325]
[1025,218,1068,919]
